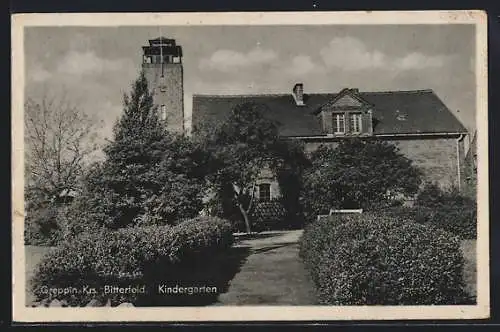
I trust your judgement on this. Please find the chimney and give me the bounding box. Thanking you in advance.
[292,83,305,106]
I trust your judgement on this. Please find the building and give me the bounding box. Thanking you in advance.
[142,37,470,203]
[142,37,184,134]
[464,131,478,196]
[192,86,470,200]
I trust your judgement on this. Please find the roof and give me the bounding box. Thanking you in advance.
[192,89,468,137]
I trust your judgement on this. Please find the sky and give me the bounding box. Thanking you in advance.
[24,24,476,141]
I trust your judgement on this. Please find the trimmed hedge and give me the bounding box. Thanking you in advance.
[300,213,471,305]
[379,205,477,240]
[30,216,233,306]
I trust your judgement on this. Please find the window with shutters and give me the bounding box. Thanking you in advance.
[349,112,363,133]
[332,113,346,134]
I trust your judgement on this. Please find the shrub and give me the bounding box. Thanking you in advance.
[30,216,233,306]
[413,183,477,239]
[250,199,287,231]
[24,203,64,246]
[414,206,477,240]
[300,213,471,305]
[416,182,475,209]
[301,140,422,219]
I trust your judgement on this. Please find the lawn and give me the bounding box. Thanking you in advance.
[461,239,477,300]
[25,245,56,306]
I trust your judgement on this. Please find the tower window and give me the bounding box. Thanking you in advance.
[258,183,271,202]
[160,105,167,121]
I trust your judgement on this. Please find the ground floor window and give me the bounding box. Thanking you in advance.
[258,183,271,202]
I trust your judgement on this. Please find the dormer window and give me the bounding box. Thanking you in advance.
[316,88,374,136]
[333,113,346,134]
[349,113,362,133]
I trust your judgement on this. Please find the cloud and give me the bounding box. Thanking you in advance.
[287,55,320,76]
[394,52,448,70]
[320,37,449,71]
[29,65,52,82]
[320,37,386,70]
[56,51,132,76]
[199,47,278,72]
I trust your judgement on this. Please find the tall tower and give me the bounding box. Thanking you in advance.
[142,37,184,134]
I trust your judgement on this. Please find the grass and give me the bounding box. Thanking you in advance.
[461,239,477,300]
[25,245,56,306]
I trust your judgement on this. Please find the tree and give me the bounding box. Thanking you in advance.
[24,94,101,245]
[202,102,308,233]
[24,94,100,205]
[72,71,207,230]
[302,138,422,219]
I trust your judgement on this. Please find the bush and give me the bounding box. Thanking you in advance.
[30,216,233,306]
[414,206,477,240]
[250,199,287,231]
[301,140,422,219]
[413,183,477,239]
[300,213,471,305]
[24,203,64,246]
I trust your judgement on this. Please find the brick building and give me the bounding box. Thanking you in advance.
[192,85,470,201]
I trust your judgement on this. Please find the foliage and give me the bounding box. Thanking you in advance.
[70,71,208,230]
[416,182,475,209]
[410,182,477,239]
[200,102,309,233]
[24,201,62,246]
[301,139,422,221]
[300,213,471,305]
[30,216,233,306]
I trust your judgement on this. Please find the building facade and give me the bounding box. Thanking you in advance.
[192,85,470,201]
[142,37,470,203]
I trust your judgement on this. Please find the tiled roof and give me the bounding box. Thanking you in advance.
[192,89,467,137]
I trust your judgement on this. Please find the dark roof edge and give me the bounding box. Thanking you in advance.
[192,89,437,99]
[285,131,469,140]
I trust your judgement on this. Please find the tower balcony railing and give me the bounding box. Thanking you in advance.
[142,61,182,67]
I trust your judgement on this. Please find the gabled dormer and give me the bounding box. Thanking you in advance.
[315,88,374,136]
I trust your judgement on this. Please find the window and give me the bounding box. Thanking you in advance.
[160,105,167,121]
[332,113,345,134]
[350,113,363,133]
[159,76,167,92]
[258,183,271,202]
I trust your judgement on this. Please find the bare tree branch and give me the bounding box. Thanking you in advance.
[24,93,101,203]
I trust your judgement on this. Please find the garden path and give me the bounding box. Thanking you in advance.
[214,230,318,305]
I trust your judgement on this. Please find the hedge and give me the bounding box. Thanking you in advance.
[379,205,477,240]
[30,216,233,306]
[300,213,471,305]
